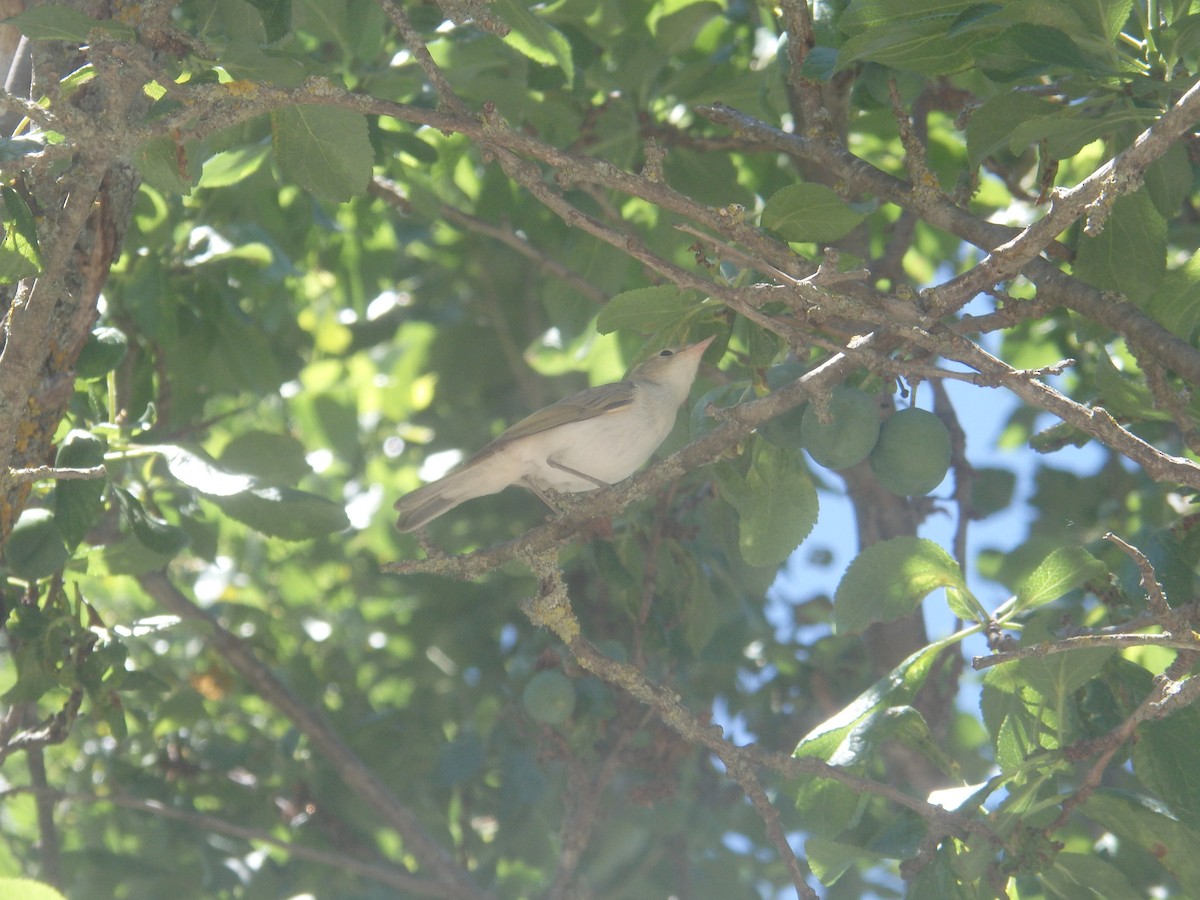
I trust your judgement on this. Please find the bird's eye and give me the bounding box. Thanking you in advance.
[658,350,674,358]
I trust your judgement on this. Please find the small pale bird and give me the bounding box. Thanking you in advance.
[394,335,715,531]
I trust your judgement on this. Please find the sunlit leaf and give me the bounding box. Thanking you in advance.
[761,183,868,243]
[1015,546,1107,611]
[834,537,968,634]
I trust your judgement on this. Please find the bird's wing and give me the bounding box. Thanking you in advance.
[470,380,637,460]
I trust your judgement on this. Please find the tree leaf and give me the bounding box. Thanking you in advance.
[133,136,198,196]
[1142,253,1200,341]
[271,105,373,203]
[113,487,190,556]
[717,439,817,568]
[219,45,307,87]
[595,286,701,336]
[981,661,1055,771]
[151,445,257,497]
[973,24,1097,82]
[0,877,69,900]
[795,642,945,761]
[210,486,348,540]
[2,7,135,42]
[197,144,272,189]
[1040,852,1142,900]
[219,431,312,485]
[0,187,43,281]
[1083,790,1200,888]
[1135,707,1200,831]
[761,184,867,243]
[834,536,967,634]
[493,0,574,85]
[1015,546,1107,612]
[836,0,981,74]
[966,92,1058,168]
[1009,607,1113,699]
[1074,191,1168,306]
[54,430,108,550]
[806,837,886,887]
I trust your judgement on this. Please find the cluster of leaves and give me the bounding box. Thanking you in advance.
[0,1,1199,898]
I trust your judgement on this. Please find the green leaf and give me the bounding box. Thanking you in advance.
[837,0,982,74]
[806,837,885,887]
[113,487,190,556]
[271,105,373,203]
[0,187,43,281]
[493,0,574,85]
[133,136,198,196]
[792,647,948,829]
[1010,104,1152,161]
[195,0,263,44]
[1074,191,1168,306]
[4,509,68,581]
[0,877,69,900]
[973,24,1097,81]
[210,486,349,540]
[1015,546,1107,612]
[761,184,867,244]
[969,467,1017,519]
[1093,349,1170,421]
[649,1,723,55]
[1135,707,1200,830]
[595,286,701,336]
[75,326,129,379]
[2,7,136,42]
[1006,616,1112,725]
[197,144,272,190]
[219,46,307,87]
[150,445,256,497]
[907,845,974,900]
[54,430,108,550]
[791,773,862,839]
[833,536,967,635]
[1142,253,1200,341]
[1041,852,1142,900]
[795,642,945,761]
[1014,643,1113,708]
[219,431,312,485]
[716,438,817,568]
[1144,143,1194,219]
[1065,0,1133,42]
[679,553,722,655]
[1083,790,1200,888]
[967,92,1058,168]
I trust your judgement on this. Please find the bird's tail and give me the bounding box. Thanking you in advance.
[393,462,507,532]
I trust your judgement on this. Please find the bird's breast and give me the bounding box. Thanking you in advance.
[512,402,674,492]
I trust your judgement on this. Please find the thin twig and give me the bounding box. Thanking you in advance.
[972,631,1200,671]
[7,465,107,485]
[378,0,470,117]
[1104,532,1173,622]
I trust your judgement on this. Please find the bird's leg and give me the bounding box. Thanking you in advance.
[524,459,614,515]
[546,458,611,489]
[523,479,575,513]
